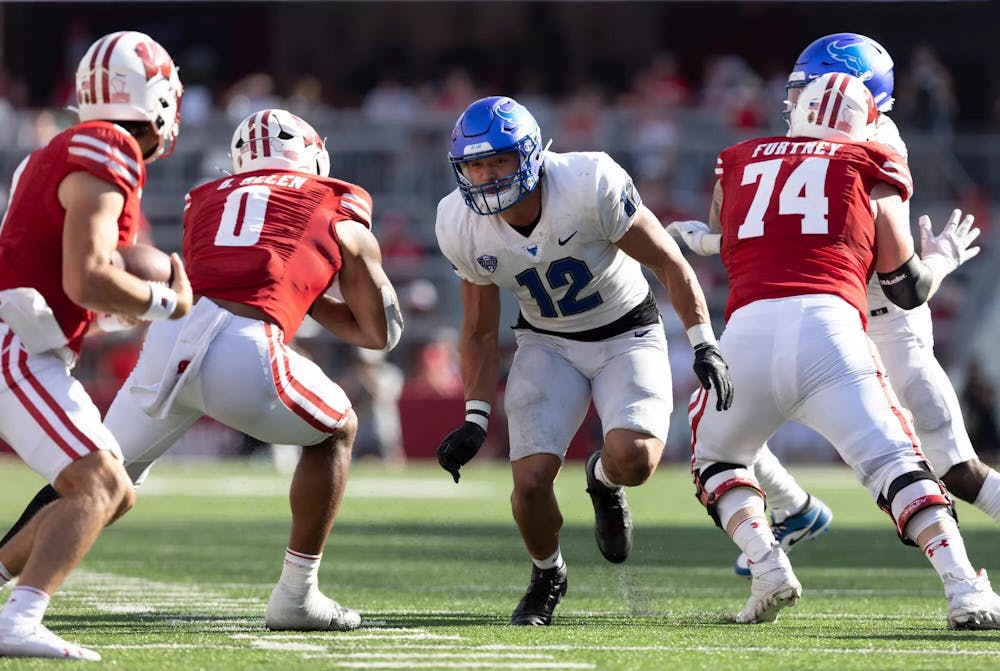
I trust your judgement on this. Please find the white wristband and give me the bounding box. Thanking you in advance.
[465,400,491,431]
[141,282,178,321]
[686,323,717,348]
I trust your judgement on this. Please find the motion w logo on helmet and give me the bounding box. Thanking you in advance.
[826,42,873,80]
[134,41,173,81]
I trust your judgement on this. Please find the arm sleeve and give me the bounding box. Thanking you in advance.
[596,153,642,242]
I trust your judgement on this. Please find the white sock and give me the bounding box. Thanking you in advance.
[593,454,620,489]
[923,531,978,582]
[754,446,809,522]
[532,547,564,571]
[732,516,777,564]
[974,469,1000,525]
[278,548,321,596]
[0,586,50,627]
[0,560,12,586]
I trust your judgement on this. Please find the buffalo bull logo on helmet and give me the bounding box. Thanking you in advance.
[825,41,872,79]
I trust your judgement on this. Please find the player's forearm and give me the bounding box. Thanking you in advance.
[310,294,388,349]
[656,264,712,330]
[459,329,499,404]
[65,261,158,316]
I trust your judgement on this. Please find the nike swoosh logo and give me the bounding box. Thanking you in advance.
[634,329,652,337]
[558,232,578,246]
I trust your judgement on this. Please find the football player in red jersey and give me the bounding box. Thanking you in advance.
[687,73,997,629]
[106,109,393,631]
[678,32,1000,582]
[0,31,189,660]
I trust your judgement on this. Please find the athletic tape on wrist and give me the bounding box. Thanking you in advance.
[141,282,178,321]
[465,400,491,431]
[686,323,717,348]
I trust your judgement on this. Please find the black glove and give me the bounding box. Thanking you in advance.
[437,421,487,483]
[693,343,734,411]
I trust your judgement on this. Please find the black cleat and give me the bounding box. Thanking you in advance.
[585,450,632,563]
[510,564,568,626]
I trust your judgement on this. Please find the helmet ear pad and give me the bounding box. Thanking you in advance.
[75,31,183,162]
[447,96,545,215]
[230,109,330,177]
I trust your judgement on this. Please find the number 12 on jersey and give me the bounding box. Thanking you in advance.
[739,157,830,238]
[516,257,603,318]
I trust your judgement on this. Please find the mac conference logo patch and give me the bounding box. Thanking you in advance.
[477,255,498,273]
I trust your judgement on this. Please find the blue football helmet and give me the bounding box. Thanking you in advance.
[787,33,895,112]
[448,96,545,215]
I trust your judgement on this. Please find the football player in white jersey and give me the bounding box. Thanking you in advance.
[434,96,733,625]
[669,32,1000,578]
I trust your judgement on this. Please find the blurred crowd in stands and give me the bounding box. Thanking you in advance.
[1,37,998,467]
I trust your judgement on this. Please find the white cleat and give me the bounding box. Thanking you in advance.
[0,622,101,660]
[946,569,1000,630]
[736,545,802,624]
[264,583,362,632]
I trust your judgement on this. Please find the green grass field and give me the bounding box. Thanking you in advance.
[1,457,999,670]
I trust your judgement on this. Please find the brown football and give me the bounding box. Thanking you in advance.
[112,244,173,284]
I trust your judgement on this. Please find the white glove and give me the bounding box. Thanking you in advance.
[919,209,981,280]
[666,220,722,256]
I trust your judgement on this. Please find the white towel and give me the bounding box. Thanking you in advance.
[130,299,230,419]
[0,288,74,365]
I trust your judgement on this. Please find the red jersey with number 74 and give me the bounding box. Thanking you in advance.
[715,136,911,326]
[182,169,373,341]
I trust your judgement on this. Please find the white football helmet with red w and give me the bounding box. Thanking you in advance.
[789,72,878,142]
[75,31,183,162]
[230,109,331,177]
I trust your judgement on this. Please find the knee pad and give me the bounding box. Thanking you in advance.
[693,462,764,529]
[876,466,955,546]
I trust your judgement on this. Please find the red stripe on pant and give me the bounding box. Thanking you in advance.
[688,387,710,469]
[867,341,924,457]
[0,332,88,460]
[17,346,101,455]
[265,324,340,433]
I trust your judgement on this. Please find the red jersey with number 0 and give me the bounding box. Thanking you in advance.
[183,169,373,341]
[0,121,146,352]
[716,136,911,325]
